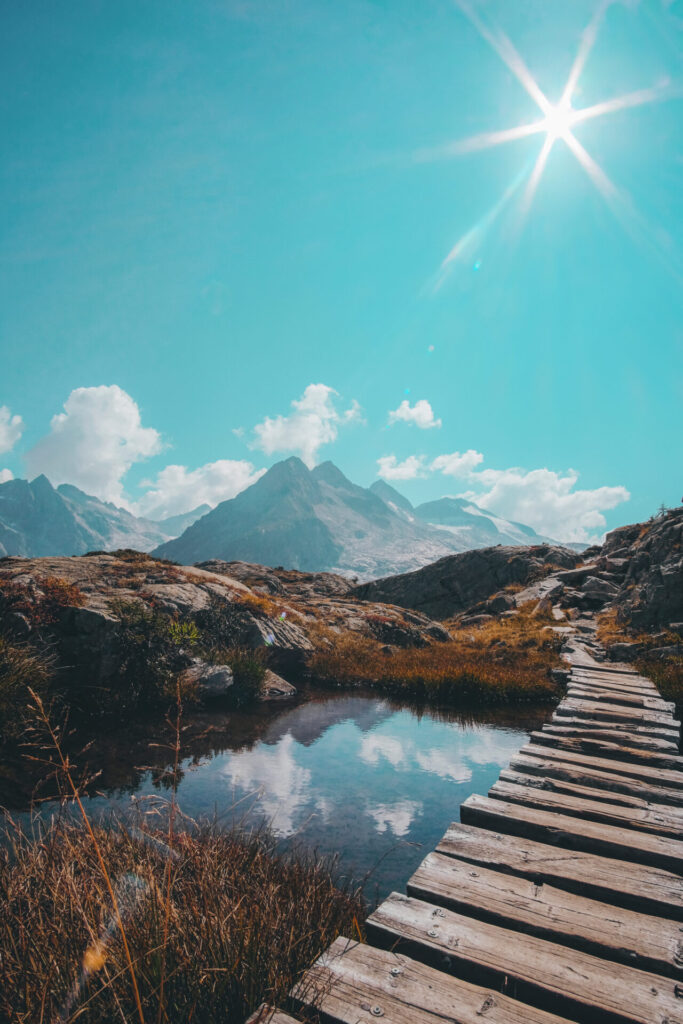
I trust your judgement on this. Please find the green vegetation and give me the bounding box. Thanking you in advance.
[0,816,362,1024]
[309,604,563,705]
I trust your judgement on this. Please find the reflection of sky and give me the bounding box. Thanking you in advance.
[140,696,529,897]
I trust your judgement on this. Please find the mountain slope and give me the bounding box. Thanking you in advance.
[154,457,462,576]
[413,495,551,547]
[0,477,206,557]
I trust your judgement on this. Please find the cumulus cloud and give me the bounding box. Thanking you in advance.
[251,384,361,468]
[461,467,630,543]
[26,385,162,506]
[376,454,429,480]
[0,406,23,455]
[388,399,441,429]
[431,449,484,476]
[136,459,265,519]
[0,469,13,483]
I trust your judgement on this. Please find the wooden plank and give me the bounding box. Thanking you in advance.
[292,937,575,1024]
[521,741,683,788]
[555,698,679,729]
[436,821,683,918]
[566,686,675,714]
[246,1008,301,1024]
[530,730,683,767]
[569,663,649,678]
[406,852,683,979]
[509,751,683,807]
[540,722,680,752]
[548,715,679,742]
[570,672,658,694]
[460,793,683,871]
[570,667,656,684]
[568,679,665,701]
[367,891,683,1020]
[490,775,683,839]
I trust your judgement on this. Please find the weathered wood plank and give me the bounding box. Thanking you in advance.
[555,698,679,730]
[367,891,683,1021]
[569,663,649,679]
[541,722,680,752]
[509,751,683,807]
[246,1007,301,1024]
[570,672,658,693]
[549,715,679,743]
[566,686,675,714]
[406,852,683,979]
[292,937,575,1024]
[460,793,683,870]
[436,821,683,917]
[490,775,683,838]
[530,730,683,767]
[550,713,680,742]
[521,741,683,787]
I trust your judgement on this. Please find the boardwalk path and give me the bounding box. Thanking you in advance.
[251,634,683,1024]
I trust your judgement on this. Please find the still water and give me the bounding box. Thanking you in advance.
[12,690,543,901]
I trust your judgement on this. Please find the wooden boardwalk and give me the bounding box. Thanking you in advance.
[250,649,683,1024]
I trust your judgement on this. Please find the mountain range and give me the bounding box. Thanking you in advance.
[0,475,208,557]
[0,459,576,576]
[153,457,562,578]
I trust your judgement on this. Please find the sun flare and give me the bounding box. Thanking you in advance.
[430,0,677,286]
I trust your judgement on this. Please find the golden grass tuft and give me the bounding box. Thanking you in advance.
[0,816,363,1024]
[308,605,562,705]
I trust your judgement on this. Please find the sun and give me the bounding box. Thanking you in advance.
[542,102,576,143]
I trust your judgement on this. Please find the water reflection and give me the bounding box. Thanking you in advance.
[6,689,544,899]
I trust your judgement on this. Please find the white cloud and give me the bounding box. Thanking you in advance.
[431,449,484,476]
[26,385,162,506]
[461,467,630,543]
[135,460,265,519]
[377,454,429,480]
[388,399,441,430]
[251,384,361,468]
[0,406,23,455]
[366,799,422,837]
[0,469,13,483]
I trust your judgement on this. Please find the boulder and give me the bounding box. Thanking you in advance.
[259,669,297,701]
[608,641,644,662]
[182,658,234,699]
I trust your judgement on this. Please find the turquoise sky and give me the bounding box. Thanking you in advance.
[1,0,681,540]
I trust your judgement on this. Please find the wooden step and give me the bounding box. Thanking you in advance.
[460,793,683,871]
[246,1008,301,1024]
[437,821,683,918]
[566,686,674,714]
[570,672,658,694]
[509,751,683,807]
[367,891,683,1021]
[555,698,679,730]
[530,730,683,767]
[490,775,683,839]
[521,742,683,788]
[406,852,683,978]
[569,664,649,679]
[541,722,680,752]
[291,936,575,1024]
[548,715,679,743]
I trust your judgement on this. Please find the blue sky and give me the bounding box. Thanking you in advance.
[0,0,681,541]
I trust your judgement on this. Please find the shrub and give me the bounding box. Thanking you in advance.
[226,647,267,706]
[0,636,53,741]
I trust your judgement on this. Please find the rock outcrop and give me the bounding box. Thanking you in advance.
[353,544,580,620]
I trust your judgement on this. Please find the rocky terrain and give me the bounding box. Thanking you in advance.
[1,506,680,719]
[152,457,560,578]
[354,544,581,619]
[0,474,208,556]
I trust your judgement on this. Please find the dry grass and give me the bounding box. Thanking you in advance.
[0,816,362,1024]
[308,605,562,705]
[597,609,683,710]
